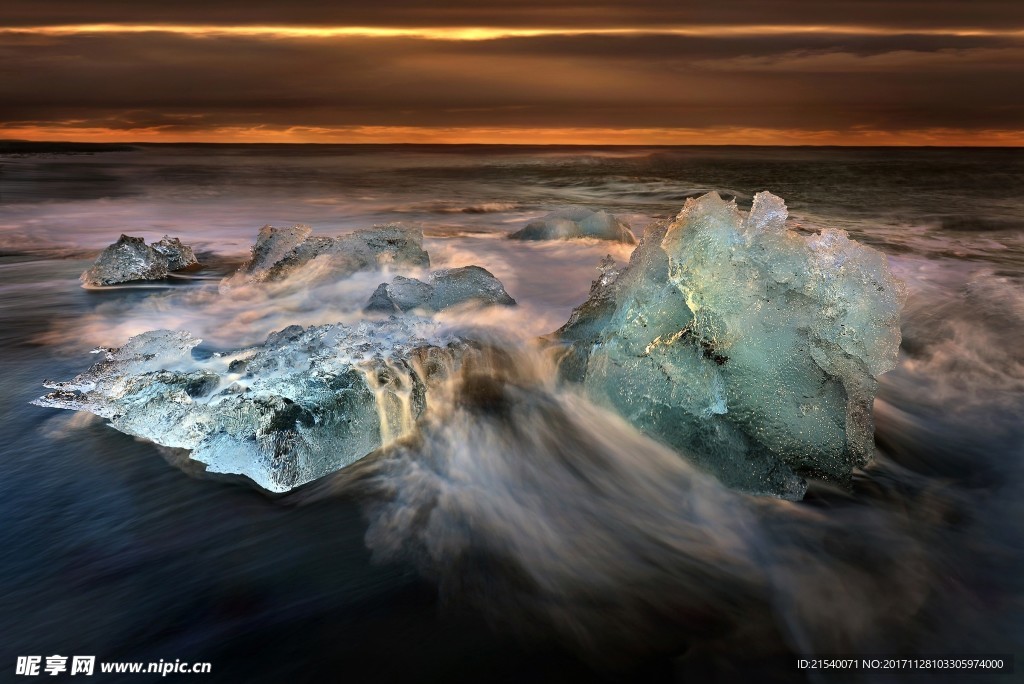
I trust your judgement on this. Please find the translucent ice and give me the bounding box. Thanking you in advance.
[48,191,903,499]
[151,236,198,272]
[509,207,636,243]
[365,266,516,314]
[81,234,198,286]
[557,191,906,499]
[227,223,430,286]
[33,321,467,492]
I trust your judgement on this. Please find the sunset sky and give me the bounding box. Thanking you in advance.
[2,1,1022,145]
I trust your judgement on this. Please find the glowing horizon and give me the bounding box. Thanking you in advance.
[3,124,1022,147]
[2,23,1024,40]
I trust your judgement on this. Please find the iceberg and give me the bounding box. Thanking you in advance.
[365,266,516,314]
[33,322,466,492]
[556,191,906,498]
[81,234,198,286]
[226,223,430,286]
[509,207,636,243]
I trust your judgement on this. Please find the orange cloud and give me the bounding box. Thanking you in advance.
[2,24,1023,40]
[2,124,1022,146]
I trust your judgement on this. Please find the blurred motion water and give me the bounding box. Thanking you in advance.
[1,144,1022,682]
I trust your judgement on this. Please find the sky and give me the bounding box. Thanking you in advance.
[1,1,1022,145]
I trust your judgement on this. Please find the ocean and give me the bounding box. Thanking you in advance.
[1,144,1022,682]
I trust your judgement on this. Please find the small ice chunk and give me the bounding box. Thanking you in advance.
[367,276,435,313]
[229,223,430,285]
[81,234,198,287]
[430,266,517,310]
[366,266,516,313]
[241,224,313,281]
[510,207,636,243]
[151,236,199,271]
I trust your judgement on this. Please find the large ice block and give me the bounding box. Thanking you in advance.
[33,322,466,492]
[556,191,906,498]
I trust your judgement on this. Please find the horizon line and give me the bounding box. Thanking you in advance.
[4,139,1023,149]
[5,125,1023,147]
[5,23,1024,40]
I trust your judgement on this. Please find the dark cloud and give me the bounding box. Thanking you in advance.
[1,29,1021,136]
[1,0,1023,30]
[467,33,1024,60]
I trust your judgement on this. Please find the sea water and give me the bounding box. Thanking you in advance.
[1,144,1021,682]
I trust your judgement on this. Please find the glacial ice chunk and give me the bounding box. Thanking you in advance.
[367,276,434,313]
[227,223,430,286]
[510,207,636,243]
[81,234,198,286]
[151,236,198,271]
[556,191,906,499]
[33,321,467,492]
[365,266,516,314]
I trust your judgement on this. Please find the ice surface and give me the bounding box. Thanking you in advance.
[227,223,430,286]
[367,276,434,313]
[365,265,516,314]
[151,236,198,271]
[81,234,198,286]
[509,207,636,243]
[33,321,467,492]
[557,191,906,499]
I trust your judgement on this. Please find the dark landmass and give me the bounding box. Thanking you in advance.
[0,140,139,155]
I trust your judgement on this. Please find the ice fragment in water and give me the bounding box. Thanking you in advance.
[509,207,636,243]
[365,265,516,313]
[226,223,430,286]
[151,236,198,271]
[81,234,198,286]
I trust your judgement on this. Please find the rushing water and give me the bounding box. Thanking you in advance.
[1,144,1022,682]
